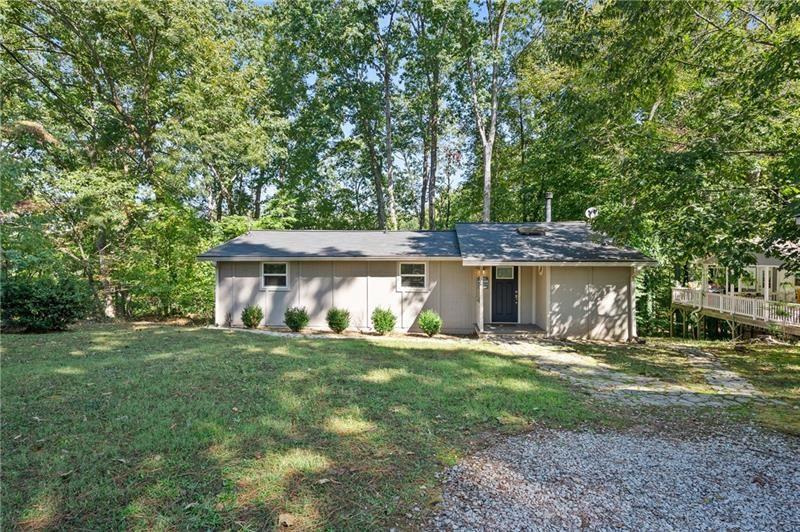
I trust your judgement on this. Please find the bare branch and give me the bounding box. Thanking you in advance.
[735,6,773,33]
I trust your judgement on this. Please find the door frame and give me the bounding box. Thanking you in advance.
[490,266,521,324]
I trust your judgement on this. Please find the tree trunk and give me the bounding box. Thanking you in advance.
[364,120,387,229]
[482,142,493,222]
[419,134,429,230]
[253,181,262,219]
[467,0,508,223]
[95,230,115,318]
[382,46,398,230]
[428,62,439,230]
[253,168,265,219]
[517,93,528,221]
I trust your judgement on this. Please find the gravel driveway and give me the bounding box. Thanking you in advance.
[431,426,800,531]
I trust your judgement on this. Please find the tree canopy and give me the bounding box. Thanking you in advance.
[2,0,797,325]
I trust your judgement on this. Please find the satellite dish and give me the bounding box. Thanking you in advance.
[585,207,599,220]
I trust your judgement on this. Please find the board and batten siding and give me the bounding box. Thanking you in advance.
[215,261,635,340]
[548,266,632,341]
[215,260,477,333]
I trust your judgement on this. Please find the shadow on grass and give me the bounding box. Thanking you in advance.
[534,337,706,384]
[1,324,600,530]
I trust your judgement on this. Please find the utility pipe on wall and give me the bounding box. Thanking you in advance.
[545,192,553,222]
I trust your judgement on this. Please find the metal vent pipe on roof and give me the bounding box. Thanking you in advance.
[545,192,553,222]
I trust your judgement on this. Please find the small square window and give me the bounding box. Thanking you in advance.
[400,263,425,276]
[402,275,426,288]
[262,262,288,289]
[263,263,286,275]
[399,262,426,291]
[495,266,514,279]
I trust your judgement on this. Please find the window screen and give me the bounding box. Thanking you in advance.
[262,263,288,288]
[400,263,426,288]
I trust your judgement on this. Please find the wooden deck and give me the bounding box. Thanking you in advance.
[672,287,800,337]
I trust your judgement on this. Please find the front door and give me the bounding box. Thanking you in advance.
[492,266,518,322]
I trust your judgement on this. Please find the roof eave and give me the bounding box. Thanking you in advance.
[461,259,657,267]
[197,255,463,262]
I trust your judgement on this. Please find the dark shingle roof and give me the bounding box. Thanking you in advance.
[455,222,654,264]
[198,223,654,263]
[198,230,461,259]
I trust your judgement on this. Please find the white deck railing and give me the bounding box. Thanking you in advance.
[672,287,800,329]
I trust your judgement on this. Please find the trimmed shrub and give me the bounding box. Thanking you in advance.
[418,309,443,337]
[241,305,263,328]
[284,306,310,332]
[1,275,92,332]
[326,307,350,333]
[371,307,396,335]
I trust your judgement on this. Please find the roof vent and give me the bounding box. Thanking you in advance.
[517,226,547,236]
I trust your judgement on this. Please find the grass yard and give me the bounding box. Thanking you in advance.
[555,339,709,386]
[1,324,597,530]
[560,337,800,434]
[697,340,800,435]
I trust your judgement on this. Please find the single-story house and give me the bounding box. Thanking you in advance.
[199,221,654,341]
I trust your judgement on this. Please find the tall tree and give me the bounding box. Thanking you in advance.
[375,0,402,230]
[406,0,454,229]
[462,0,509,222]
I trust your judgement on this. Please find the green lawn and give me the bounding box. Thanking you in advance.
[555,339,709,386]
[696,340,800,435]
[1,324,596,530]
[560,337,800,434]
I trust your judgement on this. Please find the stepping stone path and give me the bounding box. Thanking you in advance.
[677,346,762,399]
[491,338,775,408]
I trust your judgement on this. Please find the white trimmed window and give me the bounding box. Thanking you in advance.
[262,262,289,290]
[495,266,514,279]
[398,262,427,291]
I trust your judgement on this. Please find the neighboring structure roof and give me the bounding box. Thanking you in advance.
[699,253,787,268]
[198,222,654,264]
[455,222,654,264]
[198,230,462,259]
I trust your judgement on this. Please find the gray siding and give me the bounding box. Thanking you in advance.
[437,262,474,330]
[549,266,631,341]
[215,260,634,340]
[535,267,547,329]
[216,260,475,333]
[333,261,369,328]
[520,266,533,324]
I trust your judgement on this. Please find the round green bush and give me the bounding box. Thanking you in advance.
[241,305,263,328]
[418,309,443,337]
[371,307,396,335]
[284,306,310,332]
[1,275,92,332]
[326,307,350,333]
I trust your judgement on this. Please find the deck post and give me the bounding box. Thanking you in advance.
[682,309,687,338]
[764,266,771,321]
[701,263,708,308]
[725,268,730,295]
[669,306,674,337]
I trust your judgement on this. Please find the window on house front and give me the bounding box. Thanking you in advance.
[399,262,426,289]
[495,266,514,279]
[262,262,288,289]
